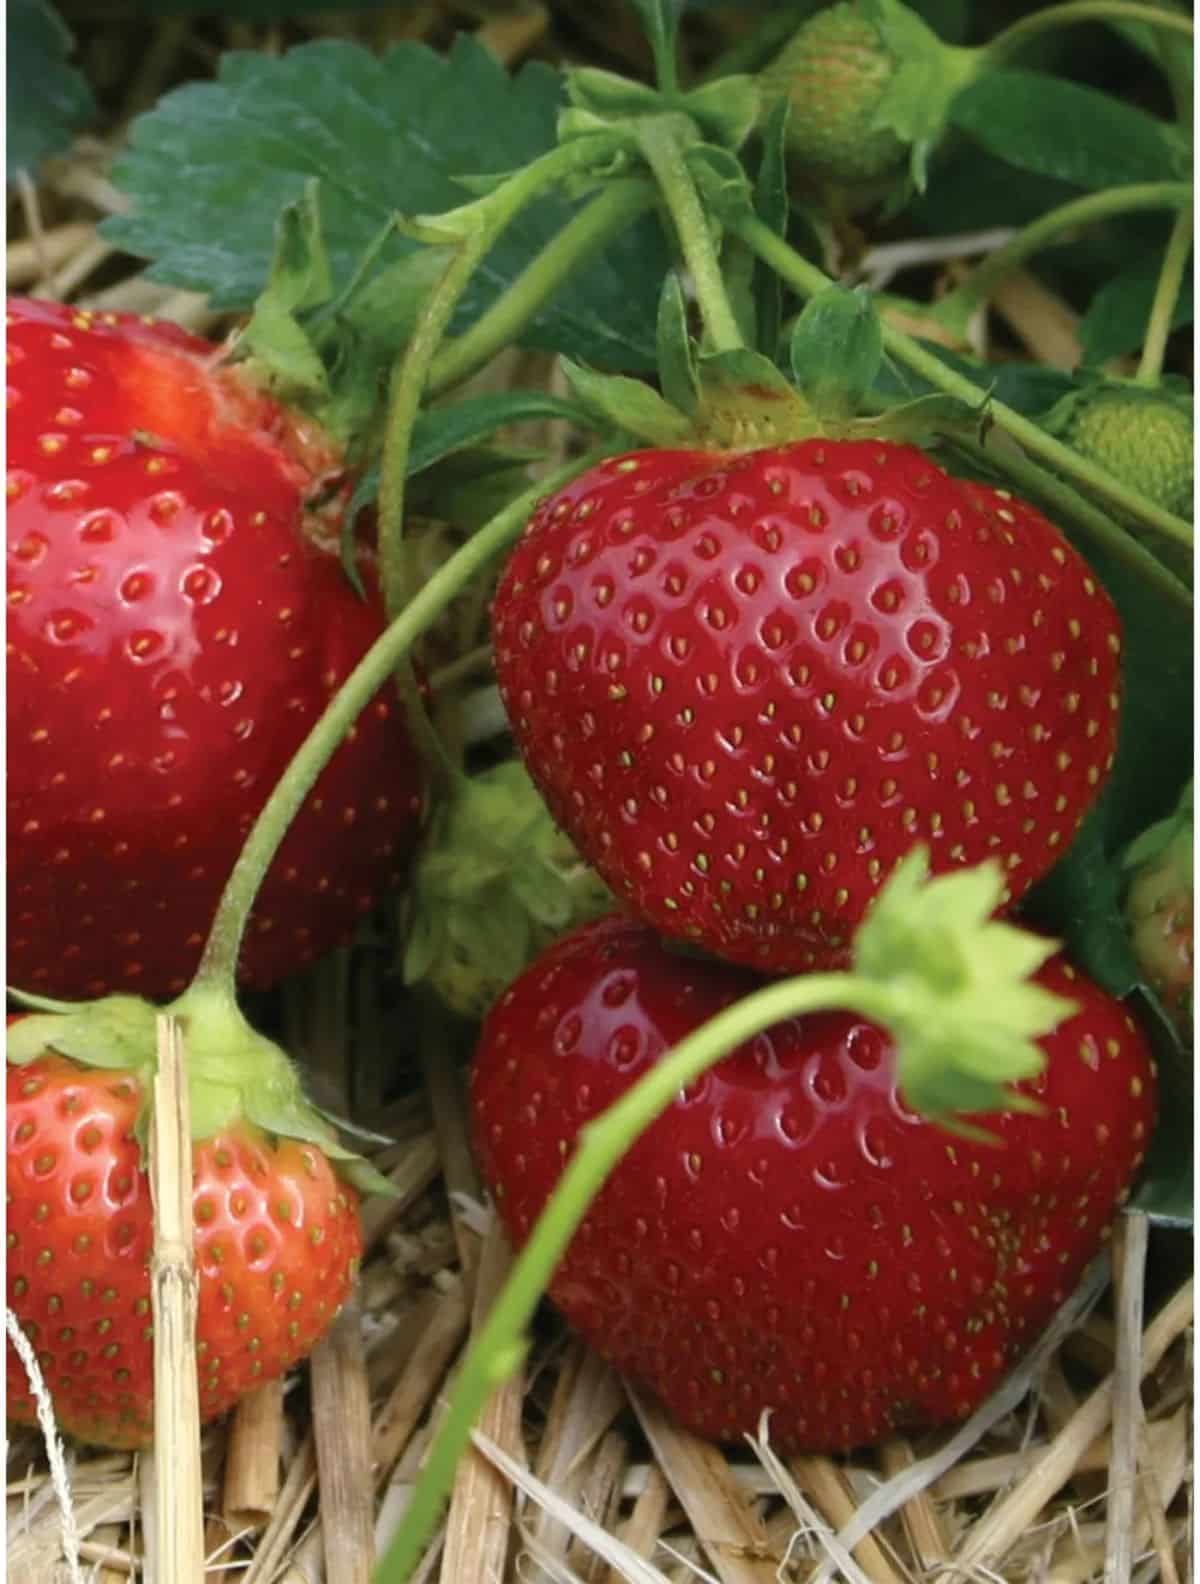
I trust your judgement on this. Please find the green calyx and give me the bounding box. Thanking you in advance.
[853,849,1074,1130]
[402,759,612,1019]
[563,282,977,455]
[757,0,979,200]
[1045,383,1195,520]
[6,984,392,1196]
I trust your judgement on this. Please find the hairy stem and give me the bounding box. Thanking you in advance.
[637,115,745,353]
[732,213,1193,551]
[377,132,623,619]
[192,449,612,994]
[426,179,657,398]
[939,183,1190,324]
[1135,204,1193,386]
[985,0,1192,61]
[373,967,904,1583]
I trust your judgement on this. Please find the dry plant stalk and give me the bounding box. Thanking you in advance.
[371,1280,470,1483]
[221,1379,284,1532]
[149,1014,204,1584]
[628,1388,780,1584]
[789,1454,906,1584]
[311,1295,376,1584]
[439,1222,525,1583]
[878,1436,949,1568]
[956,1277,1194,1574]
[1105,1211,1149,1582]
[605,1462,673,1582]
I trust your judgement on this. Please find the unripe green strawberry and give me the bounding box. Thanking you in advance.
[758,0,977,200]
[1052,387,1193,519]
[1123,782,1193,1040]
[762,3,906,188]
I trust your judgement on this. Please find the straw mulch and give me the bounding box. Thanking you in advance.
[6,6,1194,1582]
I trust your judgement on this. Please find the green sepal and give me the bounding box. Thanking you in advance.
[683,143,755,226]
[7,999,159,1075]
[560,358,694,447]
[855,848,1074,1124]
[656,271,699,416]
[563,65,760,152]
[852,391,984,447]
[679,77,762,152]
[860,0,981,190]
[566,67,665,120]
[788,285,884,424]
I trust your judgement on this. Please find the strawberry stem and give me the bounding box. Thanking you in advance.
[936,183,1191,330]
[983,1,1192,61]
[730,212,1194,553]
[1135,203,1193,386]
[426,178,657,398]
[636,114,746,354]
[190,447,615,999]
[376,132,625,621]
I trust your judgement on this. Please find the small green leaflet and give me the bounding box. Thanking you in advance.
[7,0,97,183]
[950,69,1189,191]
[102,36,667,371]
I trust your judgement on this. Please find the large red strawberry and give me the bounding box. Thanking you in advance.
[492,442,1121,972]
[6,1023,365,1449]
[471,915,1156,1454]
[7,296,424,1000]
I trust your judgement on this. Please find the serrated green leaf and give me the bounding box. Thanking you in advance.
[7,0,97,182]
[102,36,667,371]
[950,69,1189,190]
[1080,263,1194,366]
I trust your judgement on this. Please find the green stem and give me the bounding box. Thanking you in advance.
[376,132,624,620]
[1135,204,1193,386]
[636,115,745,354]
[984,1,1193,61]
[373,968,903,1584]
[426,179,657,398]
[191,448,612,994]
[939,183,1191,323]
[731,213,1193,551]
[1156,25,1192,127]
[377,243,486,621]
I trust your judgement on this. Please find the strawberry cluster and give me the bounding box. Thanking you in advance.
[470,434,1158,1453]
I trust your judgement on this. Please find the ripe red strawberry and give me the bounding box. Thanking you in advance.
[471,915,1156,1453]
[7,296,424,1000]
[493,442,1122,972]
[6,1043,362,1449]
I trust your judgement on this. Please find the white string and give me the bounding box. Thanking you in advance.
[6,1306,85,1584]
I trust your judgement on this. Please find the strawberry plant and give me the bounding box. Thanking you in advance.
[6,1,1194,1580]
